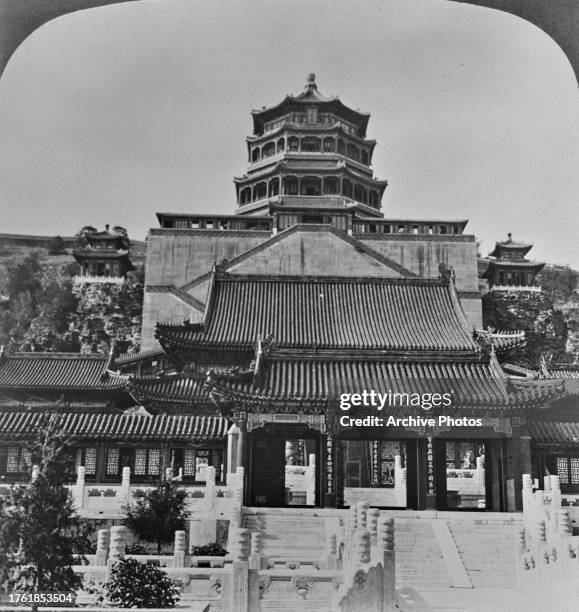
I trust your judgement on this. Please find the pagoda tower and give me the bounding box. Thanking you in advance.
[234,74,387,223]
[483,232,545,290]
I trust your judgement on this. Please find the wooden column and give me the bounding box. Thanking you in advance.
[237,415,247,471]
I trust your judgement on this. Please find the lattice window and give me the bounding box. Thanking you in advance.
[134,449,147,476]
[183,450,196,477]
[106,448,119,475]
[6,447,19,473]
[379,441,402,488]
[148,449,160,475]
[557,457,569,485]
[570,458,579,485]
[85,448,97,475]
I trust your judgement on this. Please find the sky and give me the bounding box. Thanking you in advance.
[0,0,578,267]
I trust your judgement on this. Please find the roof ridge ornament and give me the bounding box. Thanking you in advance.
[438,262,455,283]
[305,73,317,91]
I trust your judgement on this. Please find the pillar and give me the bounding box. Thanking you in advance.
[74,466,85,511]
[108,526,126,564]
[121,466,131,506]
[205,465,216,512]
[227,424,240,477]
[237,417,247,472]
[174,530,187,568]
[222,528,250,612]
[96,529,109,566]
[379,517,396,608]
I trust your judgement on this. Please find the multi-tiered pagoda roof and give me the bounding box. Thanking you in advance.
[235,74,388,219]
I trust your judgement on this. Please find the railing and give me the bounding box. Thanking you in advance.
[517,474,579,609]
[490,285,542,293]
[74,501,397,611]
[74,275,125,285]
[72,465,244,521]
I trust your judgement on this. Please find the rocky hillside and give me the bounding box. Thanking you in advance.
[0,240,144,354]
[482,290,569,367]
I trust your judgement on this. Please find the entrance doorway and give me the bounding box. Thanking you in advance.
[249,430,319,507]
[436,440,488,510]
[341,440,407,508]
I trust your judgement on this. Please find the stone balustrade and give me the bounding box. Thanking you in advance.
[71,465,244,523]
[73,274,126,285]
[490,284,542,293]
[518,473,579,608]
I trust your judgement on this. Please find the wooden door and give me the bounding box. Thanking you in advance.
[250,434,286,507]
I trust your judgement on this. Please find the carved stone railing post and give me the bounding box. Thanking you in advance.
[31,464,40,483]
[522,474,532,520]
[222,528,250,612]
[323,532,338,570]
[369,508,380,549]
[518,527,527,554]
[543,475,551,495]
[379,518,395,593]
[354,529,371,565]
[249,531,262,570]
[74,466,85,511]
[229,467,245,529]
[174,530,187,568]
[121,467,131,506]
[107,525,126,578]
[165,467,173,481]
[96,528,109,566]
[205,466,216,512]
[357,501,369,532]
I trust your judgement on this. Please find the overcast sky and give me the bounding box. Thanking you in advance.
[0,0,577,267]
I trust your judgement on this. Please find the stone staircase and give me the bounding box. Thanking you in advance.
[243,508,328,565]
[447,518,519,589]
[241,509,521,611]
[394,518,452,591]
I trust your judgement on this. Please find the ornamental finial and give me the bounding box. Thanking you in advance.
[306,73,317,89]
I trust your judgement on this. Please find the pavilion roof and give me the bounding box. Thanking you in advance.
[0,351,125,391]
[204,357,564,413]
[528,420,579,448]
[0,411,228,441]
[128,375,211,406]
[156,274,480,355]
[251,76,370,136]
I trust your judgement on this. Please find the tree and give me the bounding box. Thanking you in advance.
[48,236,66,256]
[101,558,179,608]
[0,413,91,592]
[124,480,189,554]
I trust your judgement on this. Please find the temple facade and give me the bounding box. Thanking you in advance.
[0,76,576,518]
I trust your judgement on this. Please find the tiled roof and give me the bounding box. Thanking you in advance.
[272,196,356,209]
[475,330,526,353]
[528,421,579,447]
[115,348,165,366]
[157,275,479,354]
[206,358,563,411]
[0,352,125,391]
[129,376,210,405]
[0,412,228,441]
[502,363,537,378]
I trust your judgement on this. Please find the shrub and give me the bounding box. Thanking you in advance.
[190,543,227,557]
[104,558,179,608]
